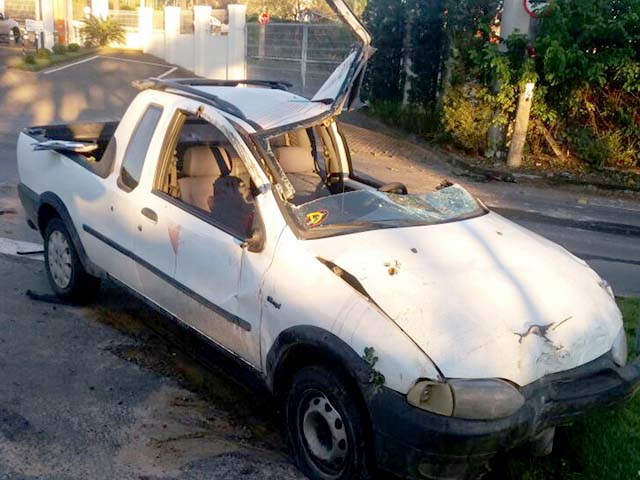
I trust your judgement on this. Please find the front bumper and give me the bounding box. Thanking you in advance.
[367,353,640,480]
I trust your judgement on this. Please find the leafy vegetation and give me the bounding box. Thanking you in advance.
[52,44,67,55]
[81,15,126,47]
[442,83,495,153]
[37,48,52,59]
[11,47,96,72]
[363,0,640,170]
[362,0,406,103]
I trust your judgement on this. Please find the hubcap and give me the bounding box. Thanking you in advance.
[300,391,348,475]
[47,230,72,289]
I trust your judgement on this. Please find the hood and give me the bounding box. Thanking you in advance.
[301,0,373,116]
[311,0,374,113]
[305,212,623,386]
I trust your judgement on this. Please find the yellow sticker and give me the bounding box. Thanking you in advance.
[305,209,329,228]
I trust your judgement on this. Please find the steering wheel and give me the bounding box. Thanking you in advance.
[378,182,408,195]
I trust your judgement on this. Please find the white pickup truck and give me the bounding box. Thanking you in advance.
[16,2,640,479]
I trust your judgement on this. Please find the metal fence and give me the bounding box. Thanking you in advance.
[108,10,164,32]
[246,22,357,98]
[109,10,139,32]
[180,9,193,34]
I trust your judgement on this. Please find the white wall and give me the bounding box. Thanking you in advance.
[133,4,246,80]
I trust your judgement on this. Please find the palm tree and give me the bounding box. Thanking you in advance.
[81,15,126,47]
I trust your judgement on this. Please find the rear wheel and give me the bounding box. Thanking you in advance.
[44,218,100,302]
[285,365,372,480]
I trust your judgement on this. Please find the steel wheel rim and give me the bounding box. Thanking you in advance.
[48,230,72,289]
[299,389,349,476]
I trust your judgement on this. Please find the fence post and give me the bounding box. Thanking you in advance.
[227,4,246,80]
[258,23,265,59]
[138,6,153,53]
[193,5,212,77]
[301,24,308,94]
[164,6,180,65]
[40,0,54,48]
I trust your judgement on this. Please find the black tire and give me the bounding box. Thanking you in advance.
[43,217,100,302]
[285,365,373,480]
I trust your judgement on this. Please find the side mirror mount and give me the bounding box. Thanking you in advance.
[241,207,266,253]
[242,227,265,253]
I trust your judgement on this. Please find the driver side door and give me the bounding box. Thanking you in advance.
[140,102,266,368]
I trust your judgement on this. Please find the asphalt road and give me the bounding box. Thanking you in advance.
[0,50,639,479]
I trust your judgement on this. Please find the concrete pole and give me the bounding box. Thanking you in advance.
[40,0,55,48]
[507,81,535,167]
[164,6,181,65]
[91,0,109,20]
[227,4,246,80]
[193,5,212,77]
[502,0,534,168]
[138,7,153,53]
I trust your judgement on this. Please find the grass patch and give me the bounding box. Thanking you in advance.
[9,48,98,72]
[493,297,640,480]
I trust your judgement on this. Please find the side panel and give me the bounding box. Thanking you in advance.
[261,228,441,394]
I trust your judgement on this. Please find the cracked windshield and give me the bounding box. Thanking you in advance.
[290,185,484,231]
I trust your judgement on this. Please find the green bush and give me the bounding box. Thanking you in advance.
[37,48,52,59]
[567,127,610,167]
[442,83,495,154]
[52,44,66,55]
[67,43,80,52]
[23,54,36,65]
[81,15,126,47]
[368,100,441,137]
[83,39,94,49]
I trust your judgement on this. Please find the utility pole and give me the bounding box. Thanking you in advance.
[500,0,537,168]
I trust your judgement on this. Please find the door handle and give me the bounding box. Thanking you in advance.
[141,207,158,223]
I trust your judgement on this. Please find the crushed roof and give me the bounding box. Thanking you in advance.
[192,86,331,132]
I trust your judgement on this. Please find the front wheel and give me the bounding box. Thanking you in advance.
[285,365,373,480]
[44,218,100,302]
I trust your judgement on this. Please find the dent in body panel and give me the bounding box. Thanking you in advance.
[261,228,441,394]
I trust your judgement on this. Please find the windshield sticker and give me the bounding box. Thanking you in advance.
[305,210,329,228]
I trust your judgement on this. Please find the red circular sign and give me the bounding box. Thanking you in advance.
[258,12,270,25]
[523,0,548,18]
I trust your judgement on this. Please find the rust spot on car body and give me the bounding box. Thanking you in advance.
[385,260,401,276]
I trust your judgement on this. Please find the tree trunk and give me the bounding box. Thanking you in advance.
[536,120,568,163]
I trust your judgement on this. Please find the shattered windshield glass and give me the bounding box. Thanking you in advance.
[288,184,485,233]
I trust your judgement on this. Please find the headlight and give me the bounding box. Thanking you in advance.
[611,327,628,367]
[407,379,525,420]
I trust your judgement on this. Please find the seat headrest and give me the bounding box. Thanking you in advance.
[183,146,231,177]
[274,146,315,174]
[270,135,288,148]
